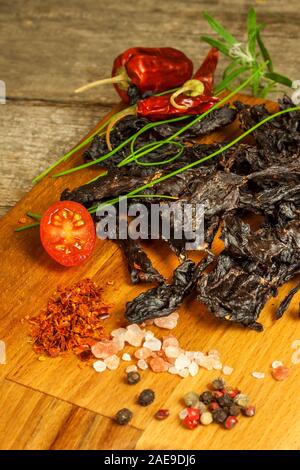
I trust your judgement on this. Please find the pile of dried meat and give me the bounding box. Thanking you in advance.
[61,97,300,332]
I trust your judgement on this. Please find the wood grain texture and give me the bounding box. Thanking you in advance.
[0,0,299,216]
[0,94,299,450]
[0,380,141,450]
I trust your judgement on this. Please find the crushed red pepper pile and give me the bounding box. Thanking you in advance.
[28,279,109,357]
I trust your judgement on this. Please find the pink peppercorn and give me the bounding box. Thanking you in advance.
[209,402,220,411]
[225,415,238,430]
[182,416,198,430]
[213,391,224,398]
[155,409,170,420]
[242,405,256,417]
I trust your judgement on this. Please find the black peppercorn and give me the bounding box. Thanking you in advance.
[227,404,241,416]
[115,408,133,425]
[127,371,141,385]
[199,391,213,405]
[211,378,226,391]
[138,389,155,406]
[217,393,233,408]
[212,408,228,423]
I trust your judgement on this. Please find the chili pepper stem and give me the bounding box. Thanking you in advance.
[106,105,136,150]
[75,69,129,94]
[170,80,205,109]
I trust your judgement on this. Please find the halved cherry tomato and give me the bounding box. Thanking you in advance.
[40,201,96,266]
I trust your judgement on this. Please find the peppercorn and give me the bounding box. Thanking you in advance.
[213,390,224,399]
[217,393,233,408]
[211,378,226,391]
[212,408,228,424]
[242,405,256,417]
[115,408,133,425]
[138,389,155,406]
[228,404,241,416]
[127,371,141,385]
[234,393,250,408]
[183,391,199,408]
[200,391,213,405]
[182,415,198,430]
[200,411,213,426]
[226,387,240,399]
[209,402,220,411]
[155,409,170,420]
[224,415,238,430]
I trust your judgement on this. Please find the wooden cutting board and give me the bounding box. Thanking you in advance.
[0,94,299,450]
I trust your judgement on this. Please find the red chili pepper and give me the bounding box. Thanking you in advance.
[75,47,193,103]
[105,48,218,148]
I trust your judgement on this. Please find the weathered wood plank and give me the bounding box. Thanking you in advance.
[0,102,110,217]
[0,380,141,450]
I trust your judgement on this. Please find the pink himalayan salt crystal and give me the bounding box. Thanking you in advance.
[154,312,179,330]
[162,335,179,350]
[271,365,289,381]
[168,366,179,374]
[271,360,283,369]
[213,361,223,371]
[149,356,169,373]
[126,365,138,373]
[93,360,106,372]
[164,346,181,359]
[222,365,233,376]
[104,355,120,370]
[137,359,148,370]
[143,337,162,351]
[91,339,122,359]
[134,347,152,360]
[188,361,199,377]
[111,327,127,338]
[124,324,144,347]
[122,353,131,361]
[178,368,189,378]
[175,354,190,370]
[252,371,265,379]
[291,350,300,365]
[208,349,220,359]
[0,340,6,365]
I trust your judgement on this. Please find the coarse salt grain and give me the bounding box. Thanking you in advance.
[91,339,121,359]
[175,354,190,370]
[164,346,181,358]
[271,365,289,381]
[271,360,283,369]
[111,328,127,338]
[125,324,144,347]
[252,371,265,379]
[126,365,138,373]
[104,355,120,370]
[134,347,152,360]
[93,360,106,372]
[168,366,179,375]
[122,353,131,361]
[291,339,300,349]
[188,362,199,377]
[291,350,300,365]
[143,337,162,351]
[0,341,6,365]
[222,365,233,376]
[137,359,148,370]
[178,368,189,378]
[144,331,154,341]
[213,361,223,371]
[154,312,179,329]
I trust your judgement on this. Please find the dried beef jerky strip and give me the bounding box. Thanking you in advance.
[125,255,213,323]
[197,255,269,331]
[275,281,300,320]
[118,237,164,284]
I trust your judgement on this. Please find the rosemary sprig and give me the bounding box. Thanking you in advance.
[89,105,300,214]
[202,8,293,97]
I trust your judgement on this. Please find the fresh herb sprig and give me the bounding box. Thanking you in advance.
[202,8,293,97]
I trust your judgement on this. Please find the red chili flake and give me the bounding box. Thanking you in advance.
[28,279,110,358]
[18,216,28,224]
[155,409,170,420]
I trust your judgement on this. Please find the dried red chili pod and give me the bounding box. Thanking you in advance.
[169,48,219,109]
[75,47,193,103]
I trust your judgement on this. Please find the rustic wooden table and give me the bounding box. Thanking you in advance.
[0,0,299,218]
[0,0,299,452]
